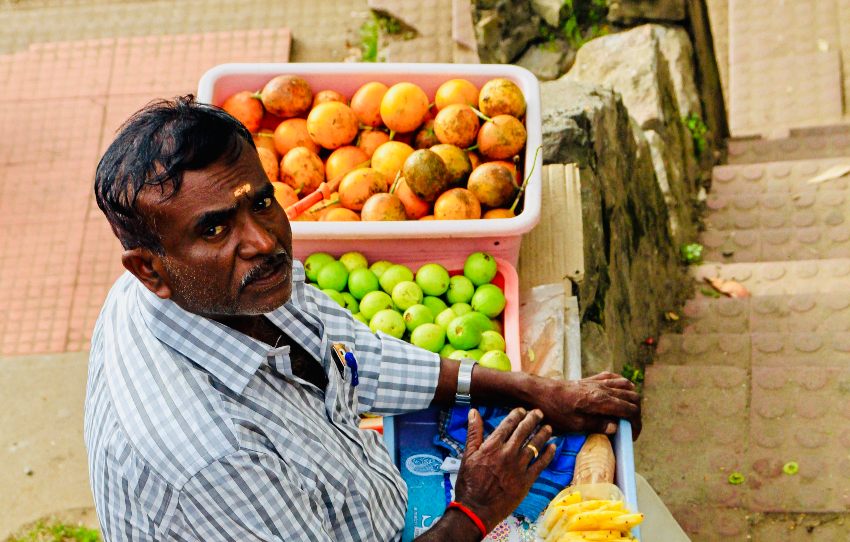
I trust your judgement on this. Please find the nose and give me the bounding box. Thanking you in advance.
[238,214,277,259]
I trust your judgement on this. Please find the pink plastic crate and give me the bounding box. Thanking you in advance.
[197,63,542,266]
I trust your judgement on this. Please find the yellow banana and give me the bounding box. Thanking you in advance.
[597,513,645,530]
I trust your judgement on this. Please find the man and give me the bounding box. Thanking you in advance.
[85,95,640,541]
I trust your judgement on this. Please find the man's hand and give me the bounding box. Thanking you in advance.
[533,372,642,438]
[453,408,555,532]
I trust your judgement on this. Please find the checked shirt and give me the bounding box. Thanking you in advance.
[84,260,440,541]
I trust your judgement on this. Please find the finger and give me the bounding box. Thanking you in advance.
[464,408,484,456]
[487,407,527,443]
[521,424,553,465]
[583,371,619,381]
[600,385,641,405]
[582,394,641,419]
[527,442,557,478]
[506,409,544,451]
[598,376,637,391]
[584,417,618,435]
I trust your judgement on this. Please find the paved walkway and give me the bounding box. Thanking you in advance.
[636,128,850,540]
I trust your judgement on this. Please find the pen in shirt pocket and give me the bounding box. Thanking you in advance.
[331,343,358,387]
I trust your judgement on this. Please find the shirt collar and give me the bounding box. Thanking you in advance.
[136,260,309,395]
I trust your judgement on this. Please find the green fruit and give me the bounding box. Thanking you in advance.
[391,281,424,311]
[304,252,335,282]
[340,292,360,314]
[439,344,457,357]
[450,302,473,317]
[348,268,380,300]
[316,261,349,292]
[370,309,406,339]
[415,263,451,296]
[360,291,394,320]
[479,330,506,352]
[370,260,394,278]
[379,264,415,294]
[446,315,483,350]
[471,284,506,318]
[479,350,512,371]
[403,304,434,332]
[435,308,458,329]
[422,296,449,317]
[490,318,503,335]
[410,323,446,353]
[353,312,369,326]
[447,349,469,360]
[461,311,494,333]
[339,251,369,272]
[322,289,346,307]
[446,275,475,304]
[464,252,498,286]
[466,348,484,361]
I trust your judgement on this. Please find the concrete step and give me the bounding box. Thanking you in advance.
[699,224,850,262]
[711,157,850,195]
[705,189,850,231]
[654,331,850,368]
[680,293,850,335]
[727,125,850,164]
[692,258,850,296]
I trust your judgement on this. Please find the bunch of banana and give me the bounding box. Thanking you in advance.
[537,489,644,542]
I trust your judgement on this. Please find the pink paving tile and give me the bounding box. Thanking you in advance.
[0,161,94,227]
[668,504,751,541]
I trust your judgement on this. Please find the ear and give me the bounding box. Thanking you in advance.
[122,248,173,299]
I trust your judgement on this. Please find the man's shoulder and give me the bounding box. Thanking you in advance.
[87,274,240,487]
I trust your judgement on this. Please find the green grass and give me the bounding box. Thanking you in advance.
[359,11,413,62]
[535,0,610,51]
[684,113,709,159]
[8,521,101,542]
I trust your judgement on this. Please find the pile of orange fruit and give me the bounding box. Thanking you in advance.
[220,75,530,221]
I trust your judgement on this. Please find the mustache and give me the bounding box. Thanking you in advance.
[240,249,290,291]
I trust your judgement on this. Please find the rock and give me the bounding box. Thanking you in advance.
[568,24,700,245]
[531,0,563,27]
[541,77,687,371]
[515,41,576,81]
[472,0,540,63]
[652,25,701,119]
[607,0,685,23]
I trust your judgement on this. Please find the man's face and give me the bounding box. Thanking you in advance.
[140,141,293,317]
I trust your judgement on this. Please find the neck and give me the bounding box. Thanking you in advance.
[209,313,279,345]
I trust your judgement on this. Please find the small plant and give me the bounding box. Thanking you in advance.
[359,12,414,62]
[684,113,709,159]
[9,521,101,542]
[621,363,645,386]
[680,242,704,265]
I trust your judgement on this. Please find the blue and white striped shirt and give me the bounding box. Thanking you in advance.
[84,260,441,541]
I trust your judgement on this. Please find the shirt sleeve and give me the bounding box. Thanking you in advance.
[172,450,333,541]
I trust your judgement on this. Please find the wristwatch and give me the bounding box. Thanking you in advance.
[455,358,477,405]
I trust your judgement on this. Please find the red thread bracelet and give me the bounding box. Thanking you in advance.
[447,501,488,539]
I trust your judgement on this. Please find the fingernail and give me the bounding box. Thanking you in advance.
[517,407,527,416]
[533,409,543,418]
[605,422,617,434]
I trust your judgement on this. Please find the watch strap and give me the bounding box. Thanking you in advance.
[455,358,477,404]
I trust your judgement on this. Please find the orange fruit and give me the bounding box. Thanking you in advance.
[312,89,347,108]
[360,193,408,221]
[467,162,517,208]
[402,149,451,203]
[253,129,278,156]
[338,168,388,211]
[222,90,264,133]
[479,78,526,118]
[370,141,414,187]
[256,147,280,183]
[273,118,320,156]
[483,208,515,219]
[380,82,429,133]
[392,177,430,219]
[272,181,299,208]
[468,151,482,169]
[477,115,527,160]
[307,195,341,220]
[433,104,480,148]
[486,160,520,183]
[321,208,361,221]
[414,119,440,149]
[326,146,370,186]
[430,144,473,187]
[435,79,479,111]
[261,75,313,118]
[306,102,359,150]
[280,147,325,194]
[433,188,481,219]
[357,129,391,157]
[350,82,389,128]
[420,215,436,220]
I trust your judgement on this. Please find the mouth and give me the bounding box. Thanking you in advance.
[243,253,290,292]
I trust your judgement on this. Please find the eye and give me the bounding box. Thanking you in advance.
[203,225,226,238]
[255,197,273,211]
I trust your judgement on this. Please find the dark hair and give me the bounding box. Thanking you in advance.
[94,94,255,253]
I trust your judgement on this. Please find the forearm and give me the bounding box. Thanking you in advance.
[413,508,485,542]
[430,356,544,408]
